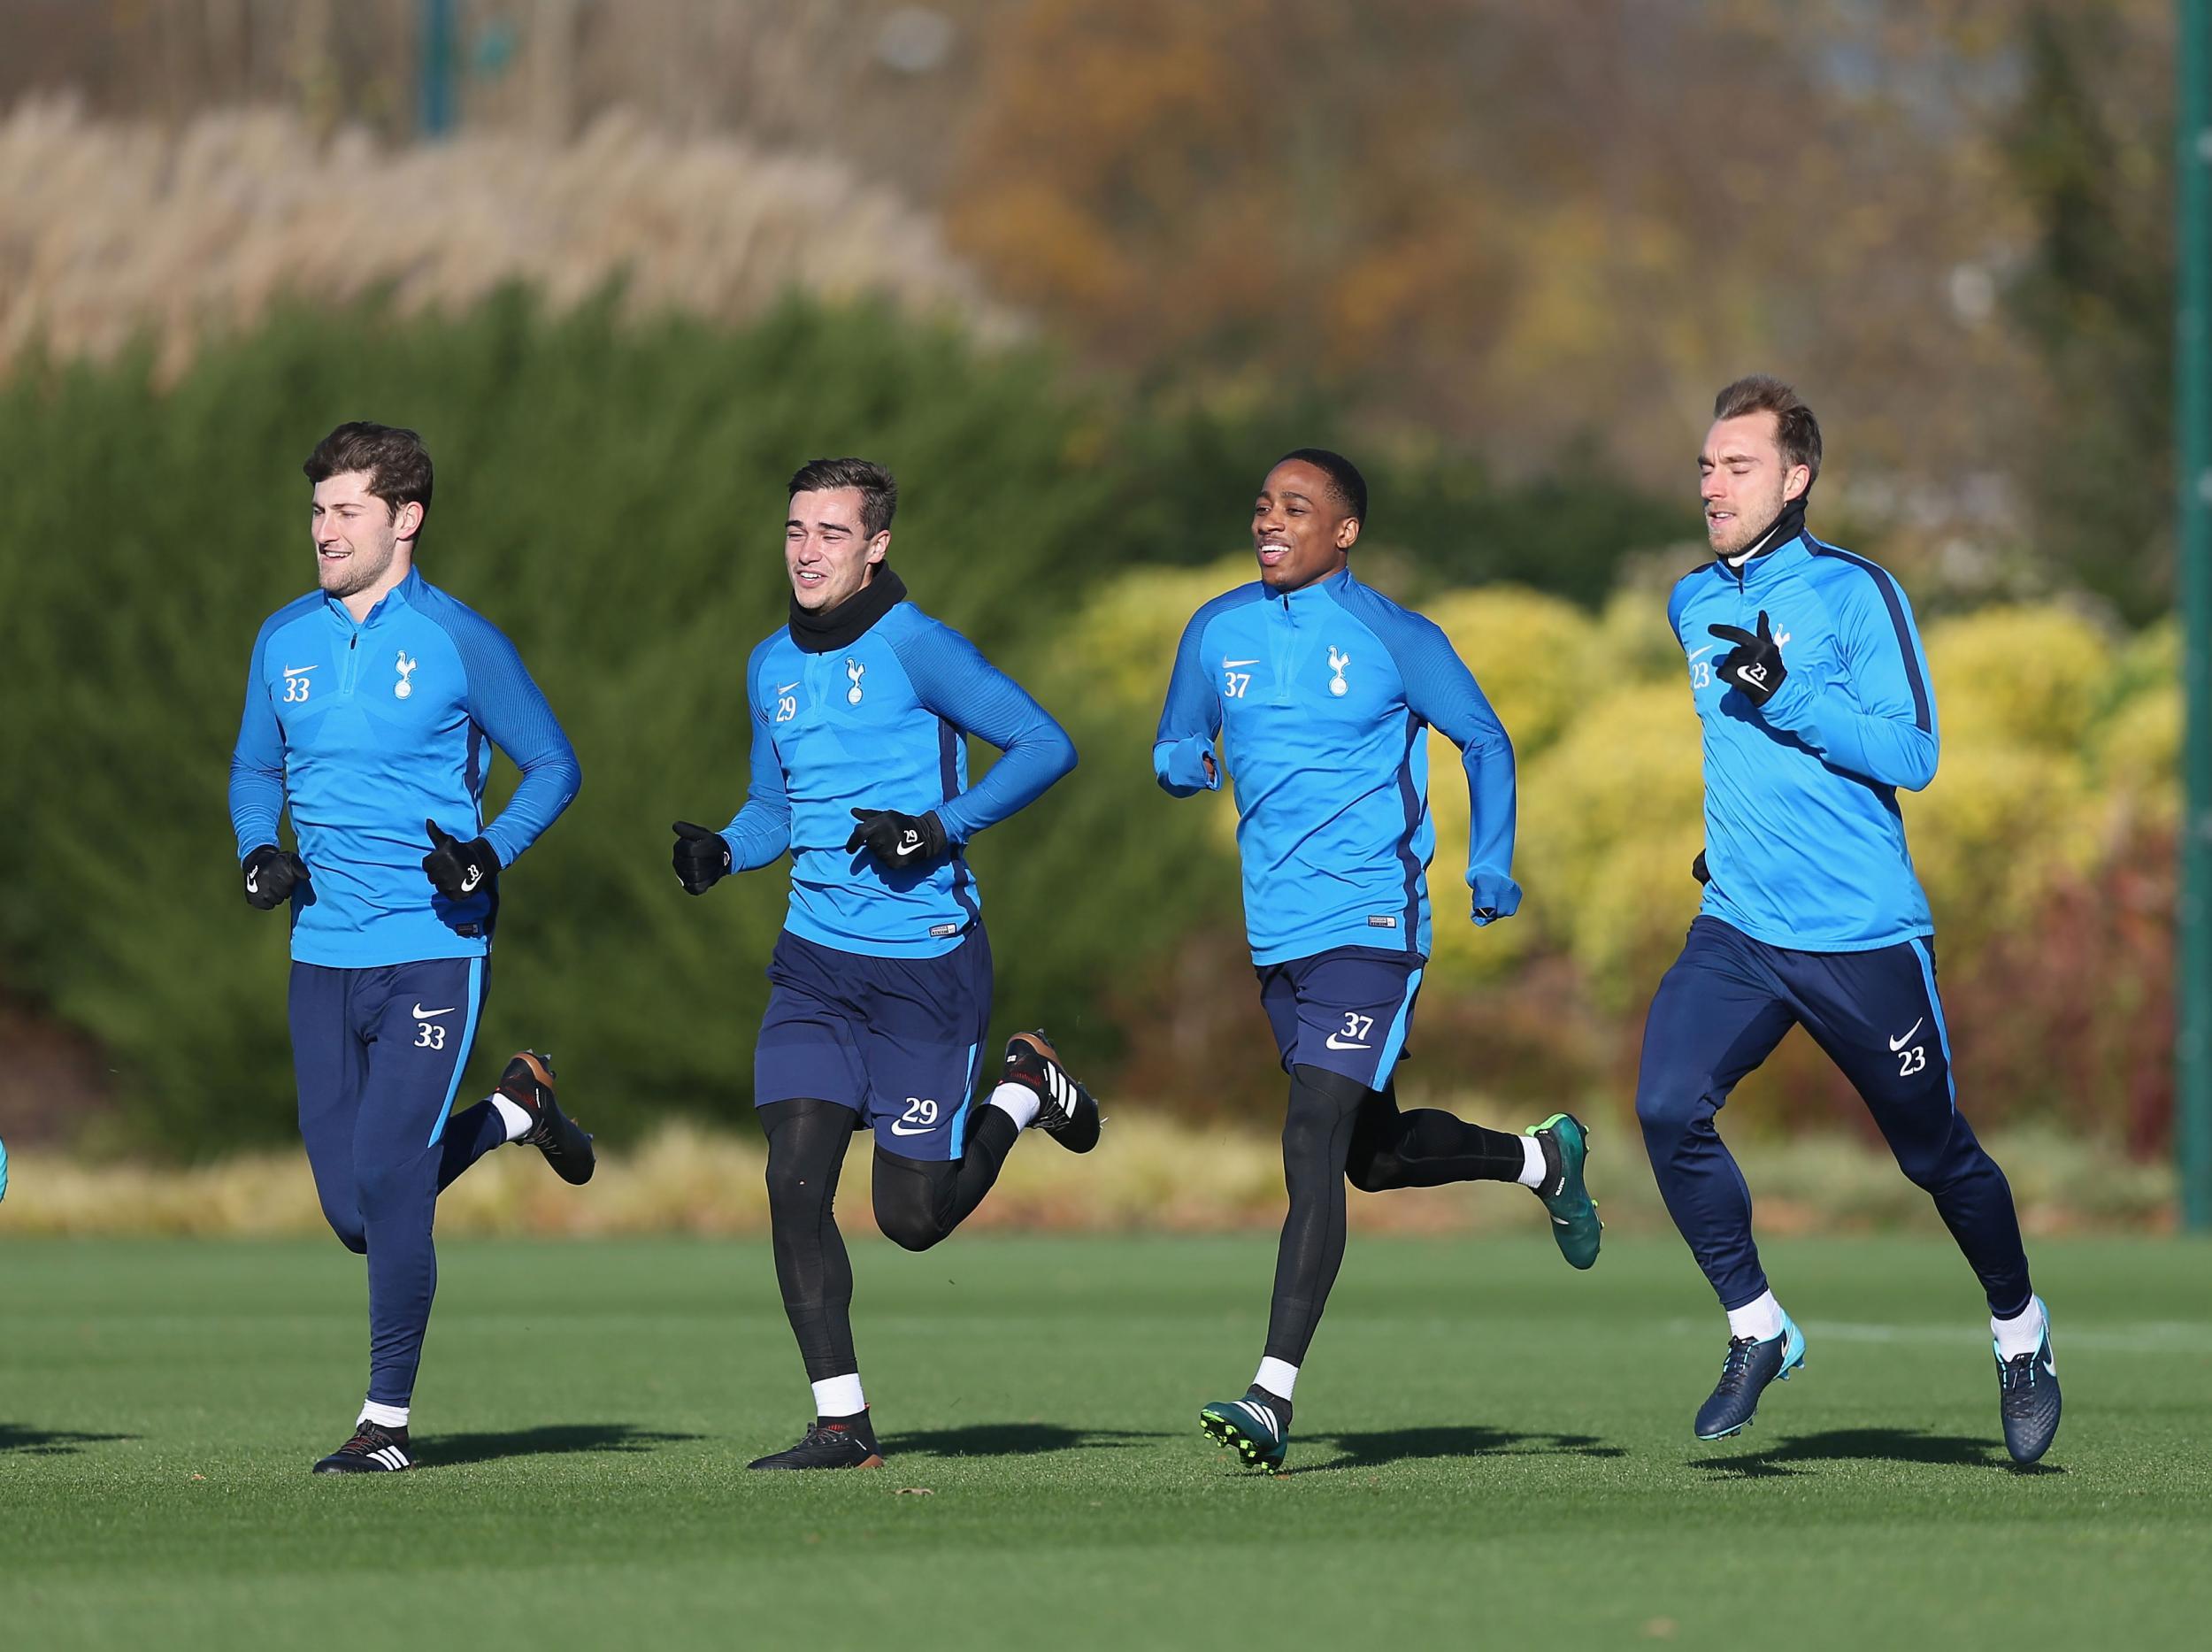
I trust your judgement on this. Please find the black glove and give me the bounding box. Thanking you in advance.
[672,820,733,895]
[1693,849,1710,885]
[242,844,309,911]
[1707,611,1786,707]
[422,819,500,901]
[844,807,947,870]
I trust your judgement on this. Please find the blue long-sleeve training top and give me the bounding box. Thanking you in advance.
[230,566,581,969]
[1153,565,1519,966]
[1669,528,1937,951]
[719,600,1076,957]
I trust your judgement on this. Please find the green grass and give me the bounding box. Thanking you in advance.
[3,1233,2208,1650]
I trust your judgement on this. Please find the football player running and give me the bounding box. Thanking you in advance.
[1638,376,2057,1463]
[673,457,1097,1471]
[1155,449,1600,1475]
[230,422,592,1474]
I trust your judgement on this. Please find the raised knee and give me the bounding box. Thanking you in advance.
[1634,1084,1702,1138]
[874,1204,947,1253]
[320,1201,367,1253]
[1344,1153,1394,1195]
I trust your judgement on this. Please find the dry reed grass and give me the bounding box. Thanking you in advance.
[0,96,1018,378]
[0,1116,2170,1240]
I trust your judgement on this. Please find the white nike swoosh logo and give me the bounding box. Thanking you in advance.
[245,868,259,892]
[776,681,800,694]
[281,665,317,674]
[459,867,483,893]
[896,833,922,855]
[1324,1033,1371,1050]
[411,1004,454,1018]
[1224,658,1259,667]
[1686,645,1713,660]
[1552,1216,1571,1226]
[1889,1018,1924,1051]
[888,1121,933,1136]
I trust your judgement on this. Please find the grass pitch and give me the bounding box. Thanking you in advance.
[2,1233,2208,1650]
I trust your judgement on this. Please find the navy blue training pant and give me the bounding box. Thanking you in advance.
[1635,916,2032,1318]
[289,958,507,1406]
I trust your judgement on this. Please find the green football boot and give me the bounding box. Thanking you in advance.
[1527,1112,1601,1270]
[1200,1390,1290,1475]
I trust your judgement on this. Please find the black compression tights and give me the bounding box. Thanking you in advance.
[759,1097,1024,1382]
[1262,1066,1529,1365]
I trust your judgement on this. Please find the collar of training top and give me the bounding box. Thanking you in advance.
[786,565,909,653]
[1713,496,1810,580]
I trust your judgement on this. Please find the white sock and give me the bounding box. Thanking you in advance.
[1725,1290,1786,1342]
[1516,1134,1548,1189]
[357,1399,410,1430]
[1254,1357,1298,1401]
[1992,1297,2047,1360]
[489,1094,534,1141]
[811,1373,865,1418]
[987,1080,1041,1132]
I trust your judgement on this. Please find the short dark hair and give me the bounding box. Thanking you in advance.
[1274,448,1367,524]
[1712,376,1822,488]
[303,421,434,517]
[787,457,897,538]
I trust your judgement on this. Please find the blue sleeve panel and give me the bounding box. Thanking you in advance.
[229,595,318,858]
[1672,537,1937,952]
[416,594,583,867]
[1152,586,1260,795]
[1753,549,1939,792]
[1349,593,1523,921]
[232,571,579,970]
[887,618,1077,843]
[720,634,793,872]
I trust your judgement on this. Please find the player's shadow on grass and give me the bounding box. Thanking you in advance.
[426,1423,703,1468]
[886,1423,1170,1459]
[1699,1427,2062,1480]
[1297,1427,1626,1472]
[0,1423,136,1456]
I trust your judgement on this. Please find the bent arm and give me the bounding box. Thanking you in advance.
[1756,580,1939,791]
[894,626,1077,841]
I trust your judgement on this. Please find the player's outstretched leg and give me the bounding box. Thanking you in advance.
[1201,1064,1366,1474]
[752,1098,880,1470]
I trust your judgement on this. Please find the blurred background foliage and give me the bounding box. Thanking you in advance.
[0,0,2186,1165]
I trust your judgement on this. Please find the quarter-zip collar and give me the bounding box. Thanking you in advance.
[1265,564,1356,614]
[324,565,426,630]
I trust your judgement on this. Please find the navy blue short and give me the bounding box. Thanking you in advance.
[754,926,992,1162]
[1257,945,1425,1091]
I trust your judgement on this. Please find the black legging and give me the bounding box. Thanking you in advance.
[1262,1065,1527,1365]
[759,1097,1024,1383]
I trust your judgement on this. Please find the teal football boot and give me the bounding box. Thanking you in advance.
[1526,1112,1601,1270]
[1200,1390,1290,1475]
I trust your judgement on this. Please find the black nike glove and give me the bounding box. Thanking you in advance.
[422,819,500,901]
[672,820,733,895]
[844,807,948,870]
[1707,611,1786,707]
[242,843,310,911]
[1693,849,1710,885]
